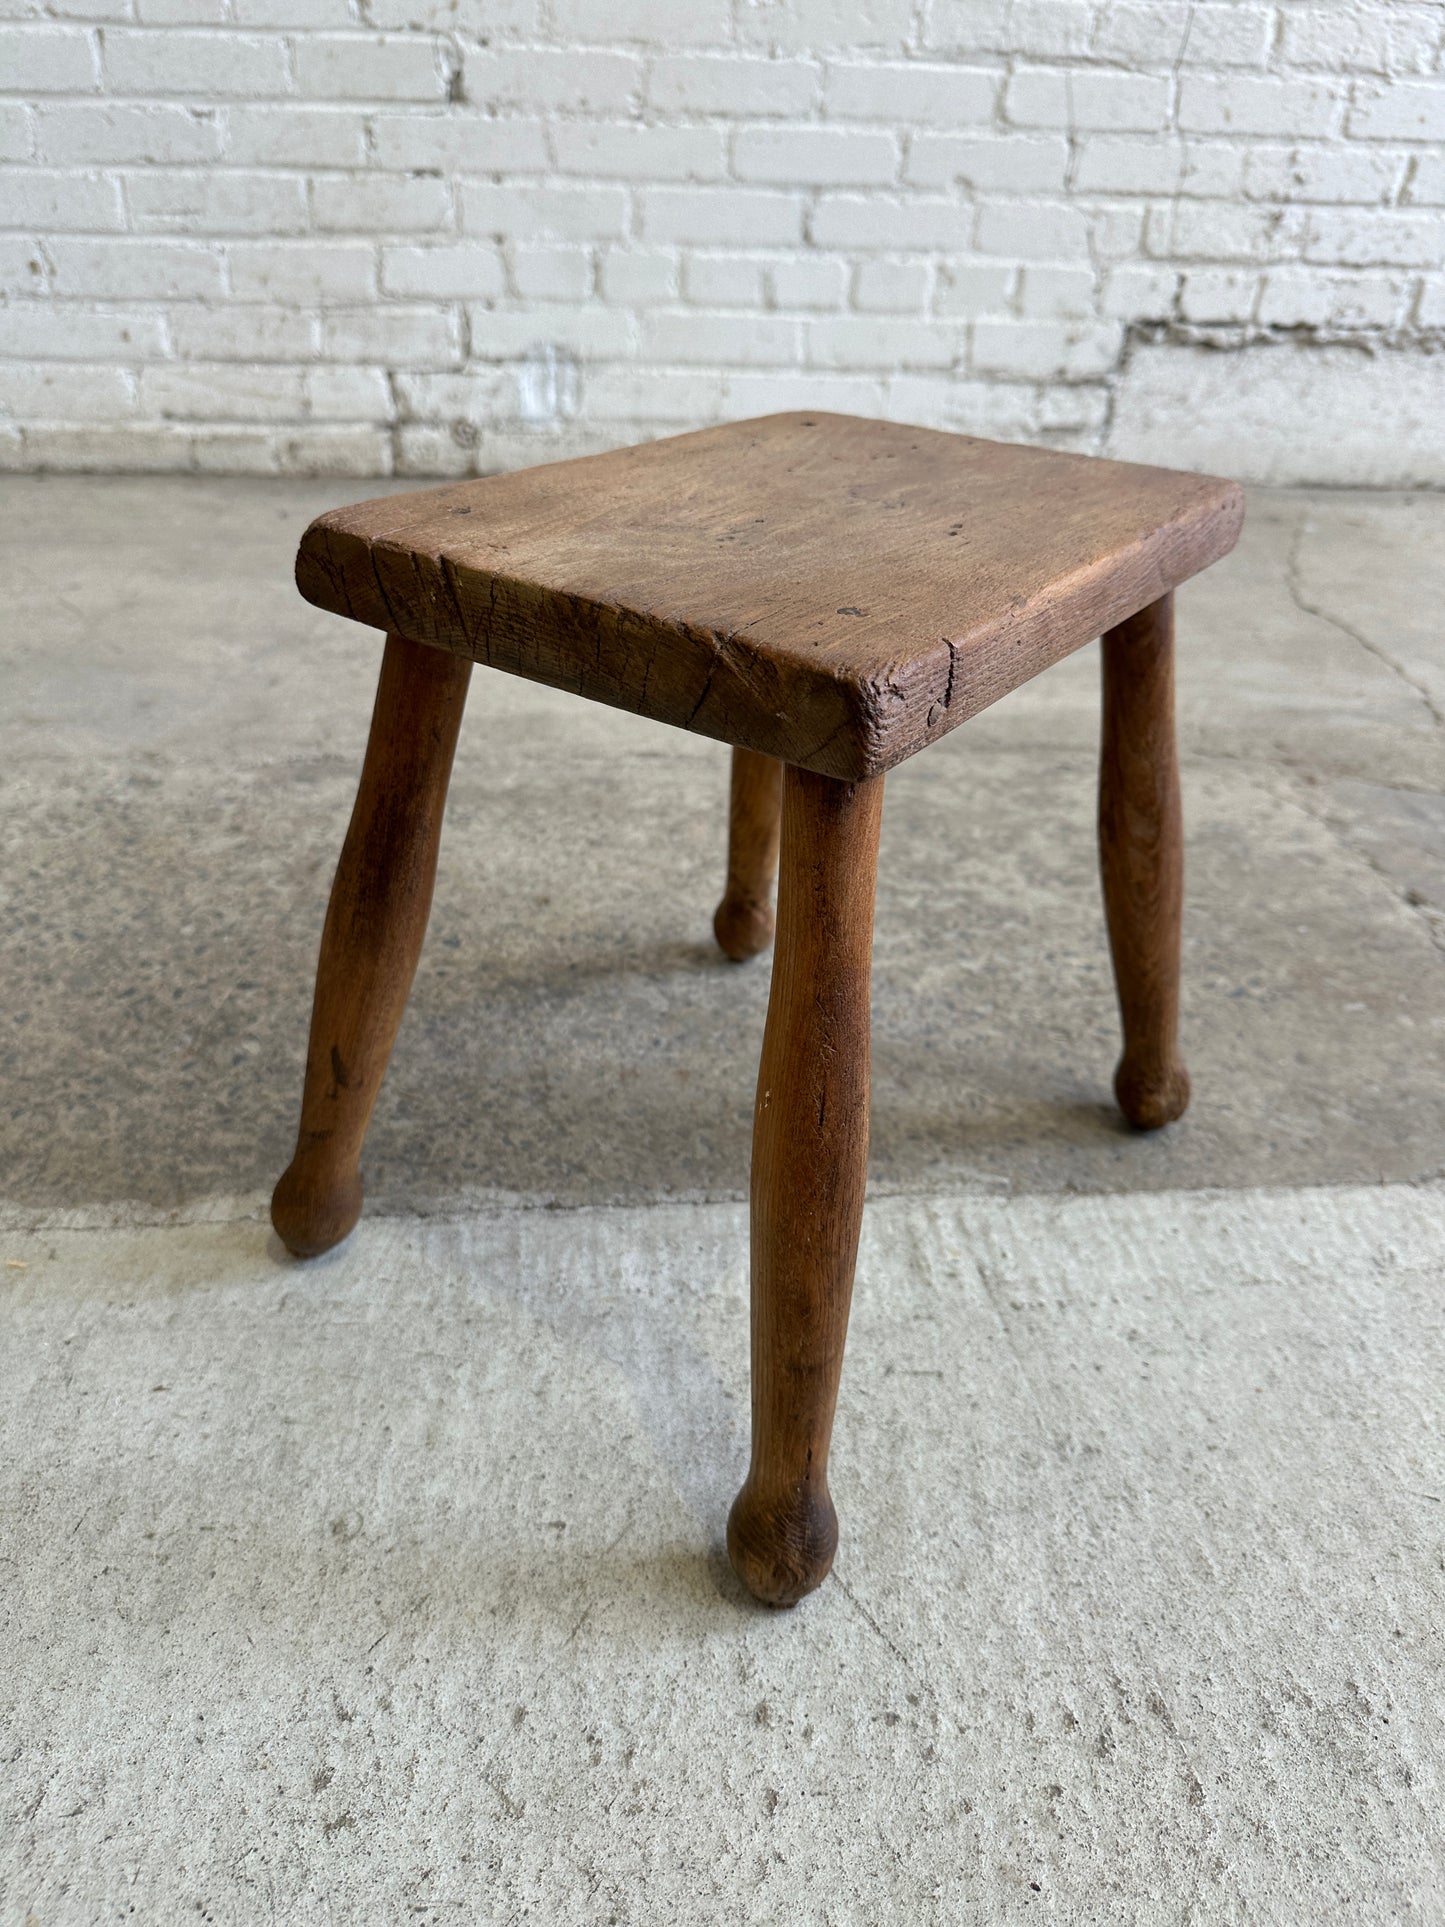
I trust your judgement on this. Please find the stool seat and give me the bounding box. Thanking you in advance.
[296,410,1243,780]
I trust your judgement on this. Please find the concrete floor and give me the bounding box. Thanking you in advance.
[2,475,1443,1920]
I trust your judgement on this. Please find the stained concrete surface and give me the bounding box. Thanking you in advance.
[2,476,1444,1922]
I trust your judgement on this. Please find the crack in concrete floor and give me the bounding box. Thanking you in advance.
[1285,518,1445,732]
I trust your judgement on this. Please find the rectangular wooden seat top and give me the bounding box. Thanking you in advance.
[296,411,1244,782]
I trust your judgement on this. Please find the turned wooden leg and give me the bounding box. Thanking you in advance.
[714,746,784,961]
[271,633,472,1257]
[1099,592,1190,1130]
[727,764,884,1606]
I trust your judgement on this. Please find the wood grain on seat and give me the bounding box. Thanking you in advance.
[296,411,1243,781]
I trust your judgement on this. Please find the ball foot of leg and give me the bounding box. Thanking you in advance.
[271,1159,363,1258]
[726,1478,838,1607]
[715,749,782,961]
[1114,1057,1190,1131]
[713,894,775,962]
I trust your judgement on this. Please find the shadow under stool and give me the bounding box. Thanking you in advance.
[270,411,1244,1607]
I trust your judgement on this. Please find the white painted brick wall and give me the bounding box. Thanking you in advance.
[2,0,1443,481]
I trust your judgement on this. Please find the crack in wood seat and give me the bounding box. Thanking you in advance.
[295,411,1243,781]
[272,411,1244,1610]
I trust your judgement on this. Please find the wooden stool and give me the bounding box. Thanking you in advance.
[271,412,1243,1606]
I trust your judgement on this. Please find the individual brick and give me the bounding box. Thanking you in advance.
[229,239,376,300]
[0,25,98,92]
[381,243,504,299]
[1348,81,1445,143]
[462,47,642,115]
[641,188,806,247]
[805,313,959,369]
[733,125,899,187]
[1092,3,1190,66]
[1181,4,1272,68]
[13,423,193,470]
[919,0,1010,56]
[460,183,630,242]
[102,28,290,96]
[291,35,447,101]
[224,105,366,167]
[2,303,168,358]
[367,114,548,173]
[47,235,224,297]
[1304,208,1445,268]
[1160,201,1311,262]
[1178,74,1343,138]
[318,304,462,363]
[391,366,517,421]
[639,312,802,366]
[0,361,135,417]
[821,60,997,125]
[309,172,453,233]
[1279,8,1443,76]
[647,55,819,117]
[550,122,726,182]
[127,167,308,233]
[169,303,317,357]
[1009,0,1094,57]
[810,192,965,250]
[141,361,305,419]
[908,133,1068,193]
[1257,269,1408,329]
[3,169,124,229]
[1243,144,1406,205]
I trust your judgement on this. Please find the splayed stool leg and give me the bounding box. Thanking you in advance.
[271,632,472,1257]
